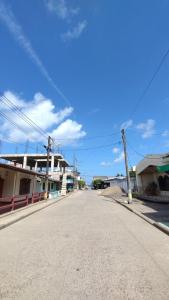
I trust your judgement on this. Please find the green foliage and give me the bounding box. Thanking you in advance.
[78,180,86,189]
[92,179,104,189]
[129,170,136,178]
[116,173,124,177]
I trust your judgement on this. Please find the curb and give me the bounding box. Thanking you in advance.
[112,197,169,236]
[0,193,72,231]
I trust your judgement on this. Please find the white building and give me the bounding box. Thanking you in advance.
[136,153,169,201]
[0,162,58,198]
[0,153,79,197]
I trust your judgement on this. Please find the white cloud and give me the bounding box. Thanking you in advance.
[51,119,86,145]
[162,130,169,137]
[0,91,86,144]
[114,152,124,163]
[121,119,133,130]
[136,119,155,139]
[100,161,113,167]
[112,147,120,154]
[45,0,79,20]
[0,1,69,105]
[62,20,87,41]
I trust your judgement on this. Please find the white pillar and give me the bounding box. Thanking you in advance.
[34,161,38,172]
[51,155,54,173]
[23,156,27,169]
[57,160,60,170]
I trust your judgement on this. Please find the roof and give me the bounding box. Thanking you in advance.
[93,176,108,180]
[0,163,59,182]
[104,176,126,181]
[136,153,169,175]
[0,163,43,176]
[0,153,70,168]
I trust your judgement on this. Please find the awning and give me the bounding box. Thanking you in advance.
[157,164,169,173]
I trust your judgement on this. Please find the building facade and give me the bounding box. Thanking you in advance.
[0,153,78,198]
[136,153,169,201]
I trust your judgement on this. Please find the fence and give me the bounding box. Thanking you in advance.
[109,177,137,193]
[0,192,45,215]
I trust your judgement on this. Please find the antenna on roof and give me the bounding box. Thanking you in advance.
[36,143,39,154]
[24,140,29,154]
[15,145,18,154]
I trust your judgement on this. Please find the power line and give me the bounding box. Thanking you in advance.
[128,128,169,136]
[63,141,121,152]
[0,110,26,132]
[52,131,120,142]
[0,137,38,151]
[128,47,169,119]
[127,141,164,160]
[0,95,48,138]
[0,94,121,147]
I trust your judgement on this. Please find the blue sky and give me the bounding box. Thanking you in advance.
[1,0,169,182]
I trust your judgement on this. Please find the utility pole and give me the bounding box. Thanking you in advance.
[73,153,78,190]
[44,136,52,200]
[121,129,132,204]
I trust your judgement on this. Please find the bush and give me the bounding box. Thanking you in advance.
[92,179,104,190]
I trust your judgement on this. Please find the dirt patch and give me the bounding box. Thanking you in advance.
[100,185,123,197]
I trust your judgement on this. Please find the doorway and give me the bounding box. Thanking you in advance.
[0,177,4,198]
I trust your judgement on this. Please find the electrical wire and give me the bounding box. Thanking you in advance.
[0,94,122,148]
[0,95,48,138]
[127,141,164,159]
[63,141,121,152]
[128,47,169,119]
[0,137,37,151]
[52,131,120,142]
[0,110,26,132]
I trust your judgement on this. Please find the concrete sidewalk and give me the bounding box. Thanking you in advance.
[0,193,72,230]
[111,195,169,235]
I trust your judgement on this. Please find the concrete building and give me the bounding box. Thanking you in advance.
[104,176,128,192]
[0,153,78,197]
[136,153,169,201]
[0,153,69,176]
[0,162,58,199]
[93,176,108,181]
[93,169,137,192]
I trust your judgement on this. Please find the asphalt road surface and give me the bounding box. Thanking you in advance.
[1,190,169,300]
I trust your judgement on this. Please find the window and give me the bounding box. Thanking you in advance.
[158,175,169,191]
[19,178,31,195]
[43,182,45,191]
[0,177,4,198]
[51,183,54,190]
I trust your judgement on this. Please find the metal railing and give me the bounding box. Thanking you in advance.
[0,192,46,215]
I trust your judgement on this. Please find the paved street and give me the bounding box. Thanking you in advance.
[1,191,169,299]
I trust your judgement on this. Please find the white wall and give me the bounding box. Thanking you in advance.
[0,167,37,197]
[137,172,160,194]
[0,168,15,196]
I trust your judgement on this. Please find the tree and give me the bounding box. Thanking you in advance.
[92,179,104,189]
[78,180,86,189]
